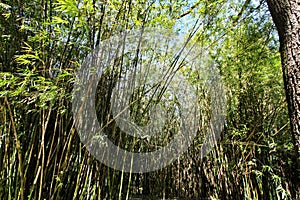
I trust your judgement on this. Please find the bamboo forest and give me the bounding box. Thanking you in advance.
[0,0,299,199]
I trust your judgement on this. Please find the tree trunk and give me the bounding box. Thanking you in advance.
[266,0,300,196]
[266,0,300,158]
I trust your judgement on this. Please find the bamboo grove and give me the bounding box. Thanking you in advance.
[0,0,299,199]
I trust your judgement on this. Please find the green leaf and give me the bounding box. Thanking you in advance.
[52,16,69,24]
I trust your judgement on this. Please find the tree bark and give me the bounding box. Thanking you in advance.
[266,0,300,159]
[266,0,300,197]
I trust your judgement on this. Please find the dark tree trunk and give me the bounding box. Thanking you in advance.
[266,0,300,159]
[266,0,300,197]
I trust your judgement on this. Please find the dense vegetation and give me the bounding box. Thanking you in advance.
[0,0,299,199]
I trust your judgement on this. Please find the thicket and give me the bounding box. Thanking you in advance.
[0,0,298,199]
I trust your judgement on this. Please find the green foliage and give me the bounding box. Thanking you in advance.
[0,0,298,199]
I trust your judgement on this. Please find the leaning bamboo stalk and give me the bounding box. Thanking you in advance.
[4,97,24,200]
